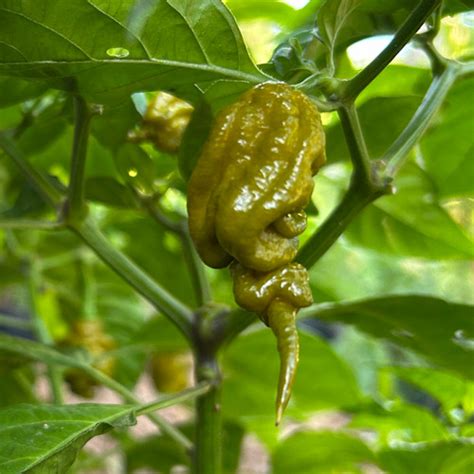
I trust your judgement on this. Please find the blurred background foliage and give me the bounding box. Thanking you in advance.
[0,0,473,473]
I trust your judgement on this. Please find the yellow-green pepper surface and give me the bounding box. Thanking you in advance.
[130,91,194,153]
[187,82,326,423]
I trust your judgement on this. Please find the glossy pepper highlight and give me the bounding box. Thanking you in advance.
[187,82,326,423]
[187,82,325,272]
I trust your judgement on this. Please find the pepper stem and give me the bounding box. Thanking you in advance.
[266,299,299,425]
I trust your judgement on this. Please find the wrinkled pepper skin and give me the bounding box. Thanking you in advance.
[231,262,313,424]
[187,82,326,423]
[130,92,194,153]
[187,82,326,272]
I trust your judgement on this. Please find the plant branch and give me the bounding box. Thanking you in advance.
[138,193,212,307]
[0,132,62,208]
[337,104,372,184]
[0,219,64,230]
[297,180,382,267]
[341,0,442,101]
[136,382,211,416]
[78,359,193,450]
[0,134,194,340]
[193,351,222,474]
[297,104,390,268]
[383,62,460,177]
[71,219,194,340]
[65,96,94,222]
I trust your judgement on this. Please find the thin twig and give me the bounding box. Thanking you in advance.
[136,382,211,416]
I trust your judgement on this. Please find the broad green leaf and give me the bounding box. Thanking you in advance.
[130,315,189,351]
[307,237,474,305]
[0,368,37,407]
[421,76,474,198]
[125,434,189,473]
[113,216,196,305]
[85,177,137,209]
[318,0,362,68]
[92,99,140,151]
[378,440,474,474]
[0,77,48,108]
[316,0,418,71]
[346,164,474,259]
[115,143,156,193]
[0,0,266,104]
[272,431,376,474]
[302,295,474,379]
[17,97,71,157]
[0,403,135,474]
[350,402,449,445]
[222,329,361,424]
[389,366,473,416]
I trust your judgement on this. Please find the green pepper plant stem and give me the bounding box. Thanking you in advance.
[137,192,212,306]
[297,104,391,268]
[136,382,211,416]
[0,131,194,341]
[341,0,442,101]
[383,61,460,177]
[193,349,222,474]
[65,96,94,222]
[81,361,195,450]
[71,219,194,340]
[0,132,62,207]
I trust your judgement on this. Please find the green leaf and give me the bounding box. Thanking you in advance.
[113,216,196,305]
[421,76,474,198]
[0,403,136,473]
[125,434,189,473]
[346,164,474,259]
[389,366,472,416]
[350,402,449,444]
[92,99,140,152]
[130,315,189,351]
[0,368,37,407]
[303,295,474,379]
[0,77,48,108]
[0,0,266,104]
[378,440,474,474]
[318,0,362,68]
[115,143,156,193]
[272,431,376,474]
[222,329,361,424]
[85,177,137,209]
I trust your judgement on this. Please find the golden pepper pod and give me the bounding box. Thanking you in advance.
[187,82,326,271]
[231,262,312,423]
[129,92,194,153]
[62,320,116,398]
